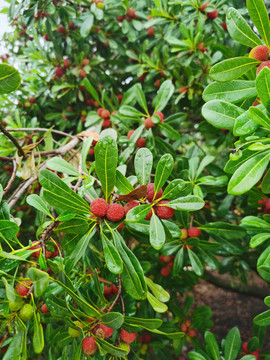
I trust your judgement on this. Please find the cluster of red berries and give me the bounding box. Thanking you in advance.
[127,130,146,148]
[15,279,32,297]
[144,111,164,129]
[82,327,137,355]
[180,227,201,249]
[15,204,28,212]
[54,59,69,79]
[200,2,218,20]
[242,342,260,360]
[28,240,59,259]
[103,284,118,297]
[117,8,137,22]
[91,198,125,222]
[159,255,174,277]
[247,45,270,75]
[180,320,196,338]
[97,107,112,129]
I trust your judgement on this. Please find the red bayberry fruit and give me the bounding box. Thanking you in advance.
[207,9,218,19]
[188,329,196,338]
[106,203,125,222]
[45,241,59,258]
[200,2,210,11]
[91,198,109,217]
[143,334,152,343]
[102,119,111,128]
[242,342,248,354]
[155,79,161,87]
[97,107,104,116]
[82,337,98,355]
[124,200,140,214]
[95,324,114,339]
[144,117,155,128]
[154,111,164,122]
[144,209,153,220]
[162,255,171,263]
[161,267,170,276]
[138,73,146,82]
[180,324,187,332]
[117,94,123,103]
[44,33,50,41]
[15,280,31,296]
[222,22,227,31]
[117,16,125,22]
[187,227,201,238]
[41,303,50,313]
[54,67,64,78]
[69,21,75,30]
[79,69,87,78]
[127,130,134,139]
[155,201,175,219]
[120,329,138,344]
[127,8,137,19]
[198,42,207,52]
[136,138,146,148]
[101,109,110,119]
[146,183,163,202]
[179,86,188,94]
[56,25,66,34]
[148,27,155,37]
[62,59,69,68]
[29,97,36,104]
[117,222,125,231]
[256,60,270,75]
[249,45,269,61]
[81,116,86,123]
[82,58,90,66]
[185,320,191,327]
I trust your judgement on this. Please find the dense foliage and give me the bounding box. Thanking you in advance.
[1,0,270,359]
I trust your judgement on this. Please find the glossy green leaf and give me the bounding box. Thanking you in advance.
[224,327,241,360]
[256,68,270,114]
[254,309,270,326]
[0,220,19,238]
[115,170,134,194]
[2,277,24,303]
[2,330,24,360]
[80,13,94,37]
[246,0,270,47]
[124,316,162,330]
[226,7,263,48]
[134,148,153,185]
[95,136,118,201]
[188,249,204,276]
[209,57,260,82]
[234,109,260,136]
[188,352,208,360]
[83,78,100,105]
[26,195,52,217]
[154,153,174,195]
[145,277,170,302]
[173,247,184,276]
[46,157,80,176]
[149,213,166,250]
[126,204,153,223]
[97,338,128,357]
[228,150,270,195]
[101,233,123,274]
[46,295,71,316]
[153,79,175,112]
[168,195,205,211]
[100,312,124,329]
[135,83,148,114]
[250,233,270,248]
[28,268,49,298]
[202,100,244,130]
[147,291,168,313]
[159,122,180,140]
[205,331,220,360]
[0,63,21,94]
[201,222,246,240]
[162,179,186,200]
[33,312,44,354]
[262,168,270,193]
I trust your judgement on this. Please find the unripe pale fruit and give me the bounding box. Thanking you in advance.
[118,342,130,354]
[144,117,155,129]
[180,229,188,240]
[207,9,218,20]
[187,227,201,237]
[163,255,171,263]
[161,267,170,277]
[249,45,269,61]
[82,336,98,355]
[9,301,24,312]
[106,203,125,222]
[256,60,270,75]
[155,201,175,219]
[91,198,109,217]
[124,200,140,214]
[19,304,34,321]
[120,329,138,344]
[68,321,82,338]
[95,324,114,339]
[146,183,163,202]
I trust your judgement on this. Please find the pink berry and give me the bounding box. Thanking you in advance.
[91,198,109,217]
[106,203,125,222]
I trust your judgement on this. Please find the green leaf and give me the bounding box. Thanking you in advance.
[26,195,52,217]
[119,105,145,118]
[57,217,90,234]
[205,331,220,360]
[28,268,49,298]
[46,157,80,176]
[256,68,270,114]
[250,233,270,248]
[149,213,166,250]
[124,316,162,330]
[33,312,44,354]
[145,277,170,303]
[226,7,263,48]
[147,291,168,313]
[2,277,24,303]
[95,136,118,201]
[126,204,153,223]
[39,170,90,215]
[80,13,94,37]
[2,330,24,360]
[168,196,205,211]
[234,108,260,136]
[201,222,246,240]
[46,295,71,316]
[100,312,124,329]
[0,220,19,238]
[134,148,153,185]
[254,309,270,326]
[135,83,148,114]
[0,64,21,94]
[202,100,244,131]
[115,170,134,194]
[96,338,127,357]
[228,150,270,195]
[224,327,241,360]
[188,352,208,360]
[83,78,100,105]
[203,80,257,104]
[162,179,187,200]
[173,247,184,276]
[154,153,174,194]
[153,80,175,112]
[188,249,204,276]
[101,233,123,274]
[246,0,270,47]
[209,57,260,82]
[159,122,181,141]
[262,168,270,193]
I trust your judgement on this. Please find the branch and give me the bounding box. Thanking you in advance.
[3,159,17,196]
[108,275,122,313]
[0,122,26,159]
[40,221,59,256]
[7,127,76,139]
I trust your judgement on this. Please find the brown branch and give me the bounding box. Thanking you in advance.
[40,221,59,256]
[108,275,122,313]
[0,332,8,348]
[3,159,17,196]
[120,296,125,316]
[7,127,76,139]
[0,122,26,159]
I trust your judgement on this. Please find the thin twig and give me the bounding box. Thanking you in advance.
[120,296,125,316]
[107,275,122,313]
[0,122,26,159]
[7,127,76,139]
[3,159,17,196]
[40,221,59,256]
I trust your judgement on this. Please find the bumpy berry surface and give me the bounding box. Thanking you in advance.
[207,9,218,19]
[120,329,138,344]
[144,117,155,128]
[136,138,146,148]
[91,198,109,217]
[95,324,114,339]
[187,227,201,237]
[155,201,175,219]
[161,267,170,277]
[106,203,125,221]
[146,183,163,202]
[82,337,98,355]
[249,45,269,61]
[124,200,140,214]
[256,60,270,75]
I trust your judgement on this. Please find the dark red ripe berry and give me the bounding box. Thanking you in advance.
[91,198,109,217]
[82,337,98,355]
[15,280,31,296]
[127,130,134,139]
[57,25,66,34]
[117,222,125,231]
[117,16,125,22]
[222,22,227,31]
[62,59,69,68]
[44,33,50,41]
[127,8,137,19]
[143,334,151,343]
[102,119,111,128]
[162,255,171,263]
[188,329,196,338]
[200,2,210,11]
[161,267,170,277]
[207,9,218,20]
[124,200,140,214]
[136,138,146,148]
[29,97,36,104]
[159,255,164,262]
[155,79,161,87]
[155,201,175,219]
[120,329,138,344]
[187,227,201,238]
[146,183,163,202]
[180,324,187,332]
[117,94,123,103]
[69,22,75,30]
[185,320,191,327]
[79,69,87,78]
[148,27,155,37]
[101,109,110,119]
[97,107,104,116]
[144,209,153,220]
[54,67,64,78]
[111,284,118,294]
[95,324,114,339]
[82,59,90,66]
[41,303,50,313]
[106,203,125,222]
